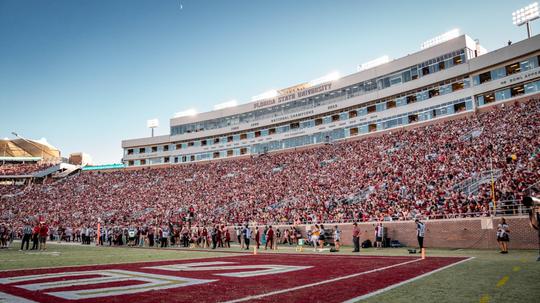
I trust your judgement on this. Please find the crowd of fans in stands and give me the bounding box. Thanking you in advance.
[0,163,52,176]
[1,99,539,238]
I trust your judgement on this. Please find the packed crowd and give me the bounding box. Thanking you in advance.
[0,162,53,176]
[1,99,539,235]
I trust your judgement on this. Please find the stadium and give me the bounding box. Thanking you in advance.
[1,1,540,303]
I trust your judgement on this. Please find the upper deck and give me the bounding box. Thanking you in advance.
[122,33,540,149]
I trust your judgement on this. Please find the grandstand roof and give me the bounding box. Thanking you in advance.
[0,138,60,160]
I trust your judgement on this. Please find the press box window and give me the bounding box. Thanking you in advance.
[406,95,417,104]
[408,114,419,123]
[438,61,445,71]
[454,102,466,113]
[482,93,495,104]
[511,85,525,97]
[451,81,465,91]
[505,62,521,75]
[411,68,419,80]
[478,71,491,84]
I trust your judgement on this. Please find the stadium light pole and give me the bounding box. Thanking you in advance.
[147,119,159,138]
[513,2,539,38]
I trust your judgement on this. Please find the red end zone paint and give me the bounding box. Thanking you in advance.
[0,254,468,303]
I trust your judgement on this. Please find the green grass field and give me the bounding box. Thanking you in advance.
[1,242,538,303]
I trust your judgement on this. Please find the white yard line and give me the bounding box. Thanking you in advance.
[221,258,423,303]
[341,257,475,302]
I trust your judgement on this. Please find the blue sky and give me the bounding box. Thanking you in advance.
[0,0,534,164]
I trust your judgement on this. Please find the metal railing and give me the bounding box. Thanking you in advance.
[452,169,503,196]
[494,199,533,217]
[223,200,532,226]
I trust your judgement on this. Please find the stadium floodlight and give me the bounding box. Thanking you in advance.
[173,108,198,118]
[213,99,238,110]
[357,56,390,72]
[309,71,341,86]
[513,2,539,38]
[146,119,159,137]
[420,29,460,50]
[251,90,279,101]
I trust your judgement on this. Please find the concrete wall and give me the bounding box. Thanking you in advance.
[230,216,538,250]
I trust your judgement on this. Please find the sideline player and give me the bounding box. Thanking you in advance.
[333,225,341,251]
[496,217,510,254]
[375,222,384,249]
[311,225,320,252]
[265,225,274,250]
[318,224,326,251]
[243,224,251,250]
[415,218,425,250]
[352,222,360,252]
[20,221,32,251]
[39,222,49,251]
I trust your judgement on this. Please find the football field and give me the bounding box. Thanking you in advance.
[0,243,538,303]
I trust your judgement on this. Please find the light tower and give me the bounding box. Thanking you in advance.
[513,2,539,38]
[147,119,159,137]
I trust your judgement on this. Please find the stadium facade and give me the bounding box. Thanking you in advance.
[121,33,540,167]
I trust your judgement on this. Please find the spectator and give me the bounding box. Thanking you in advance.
[352,222,360,253]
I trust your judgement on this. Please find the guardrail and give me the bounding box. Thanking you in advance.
[223,200,532,226]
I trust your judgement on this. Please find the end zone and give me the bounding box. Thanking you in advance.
[0,254,471,303]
